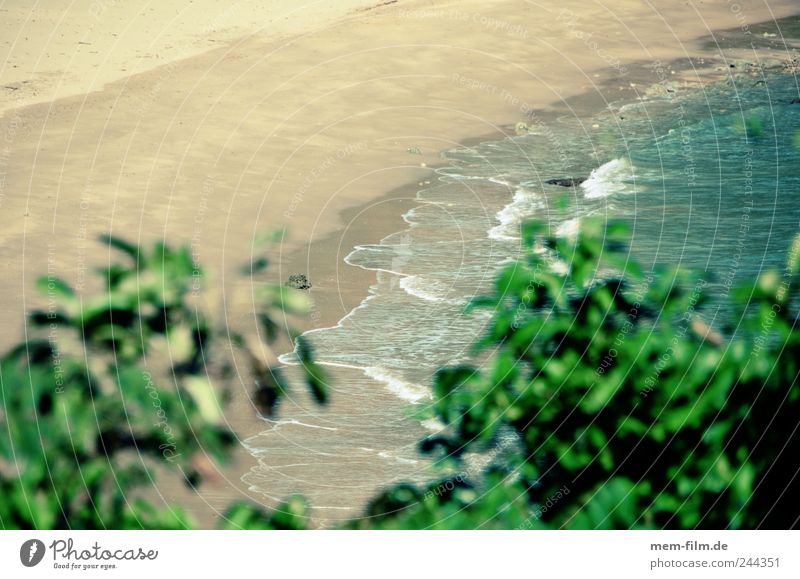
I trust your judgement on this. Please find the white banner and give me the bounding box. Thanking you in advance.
[1,531,798,578]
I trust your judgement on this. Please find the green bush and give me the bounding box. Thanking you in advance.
[3,218,798,529]
[0,234,325,529]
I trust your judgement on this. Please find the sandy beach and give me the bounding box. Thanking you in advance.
[0,0,390,114]
[2,0,799,527]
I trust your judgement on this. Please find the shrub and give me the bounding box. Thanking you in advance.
[356,219,800,529]
[0,234,325,529]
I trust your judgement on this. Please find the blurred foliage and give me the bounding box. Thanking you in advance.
[0,233,325,529]
[354,218,800,529]
[3,217,799,530]
[221,495,309,530]
[734,114,765,139]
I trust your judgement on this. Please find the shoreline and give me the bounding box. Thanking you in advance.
[284,16,800,336]
[258,16,800,527]
[1,1,798,528]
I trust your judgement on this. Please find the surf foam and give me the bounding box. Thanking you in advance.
[581,158,635,199]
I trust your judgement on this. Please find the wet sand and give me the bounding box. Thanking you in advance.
[1,0,798,527]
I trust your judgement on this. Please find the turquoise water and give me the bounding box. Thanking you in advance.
[243,72,800,519]
[601,73,800,298]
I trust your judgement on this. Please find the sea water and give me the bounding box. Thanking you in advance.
[242,71,800,519]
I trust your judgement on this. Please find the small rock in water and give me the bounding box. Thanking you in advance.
[790,98,800,105]
[286,274,312,290]
[545,177,586,187]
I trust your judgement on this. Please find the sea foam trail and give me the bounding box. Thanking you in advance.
[262,418,339,432]
[364,366,430,404]
[279,349,433,406]
[399,275,448,302]
[488,187,544,241]
[556,217,581,239]
[581,158,635,199]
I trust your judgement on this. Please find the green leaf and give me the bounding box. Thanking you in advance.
[36,276,75,301]
[183,376,223,425]
[98,233,140,262]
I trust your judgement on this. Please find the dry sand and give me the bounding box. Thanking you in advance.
[1,0,799,527]
[0,0,385,114]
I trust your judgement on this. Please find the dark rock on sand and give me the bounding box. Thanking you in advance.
[546,177,586,187]
[286,274,312,290]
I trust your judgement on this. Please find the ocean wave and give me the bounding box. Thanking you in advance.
[581,158,635,199]
[488,187,544,241]
[556,217,581,239]
[377,451,419,465]
[260,418,339,432]
[421,418,446,433]
[488,176,514,187]
[399,275,448,302]
[364,366,430,404]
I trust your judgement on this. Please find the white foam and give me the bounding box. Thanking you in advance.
[421,418,446,433]
[548,258,570,275]
[277,294,381,365]
[377,451,419,465]
[399,275,447,302]
[488,176,513,187]
[617,101,646,114]
[527,219,578,276]
[261,418,339,432]
[556,217,581,239]
[364,366,430,404]
[581,158,635,199]
[488,187,544,241]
